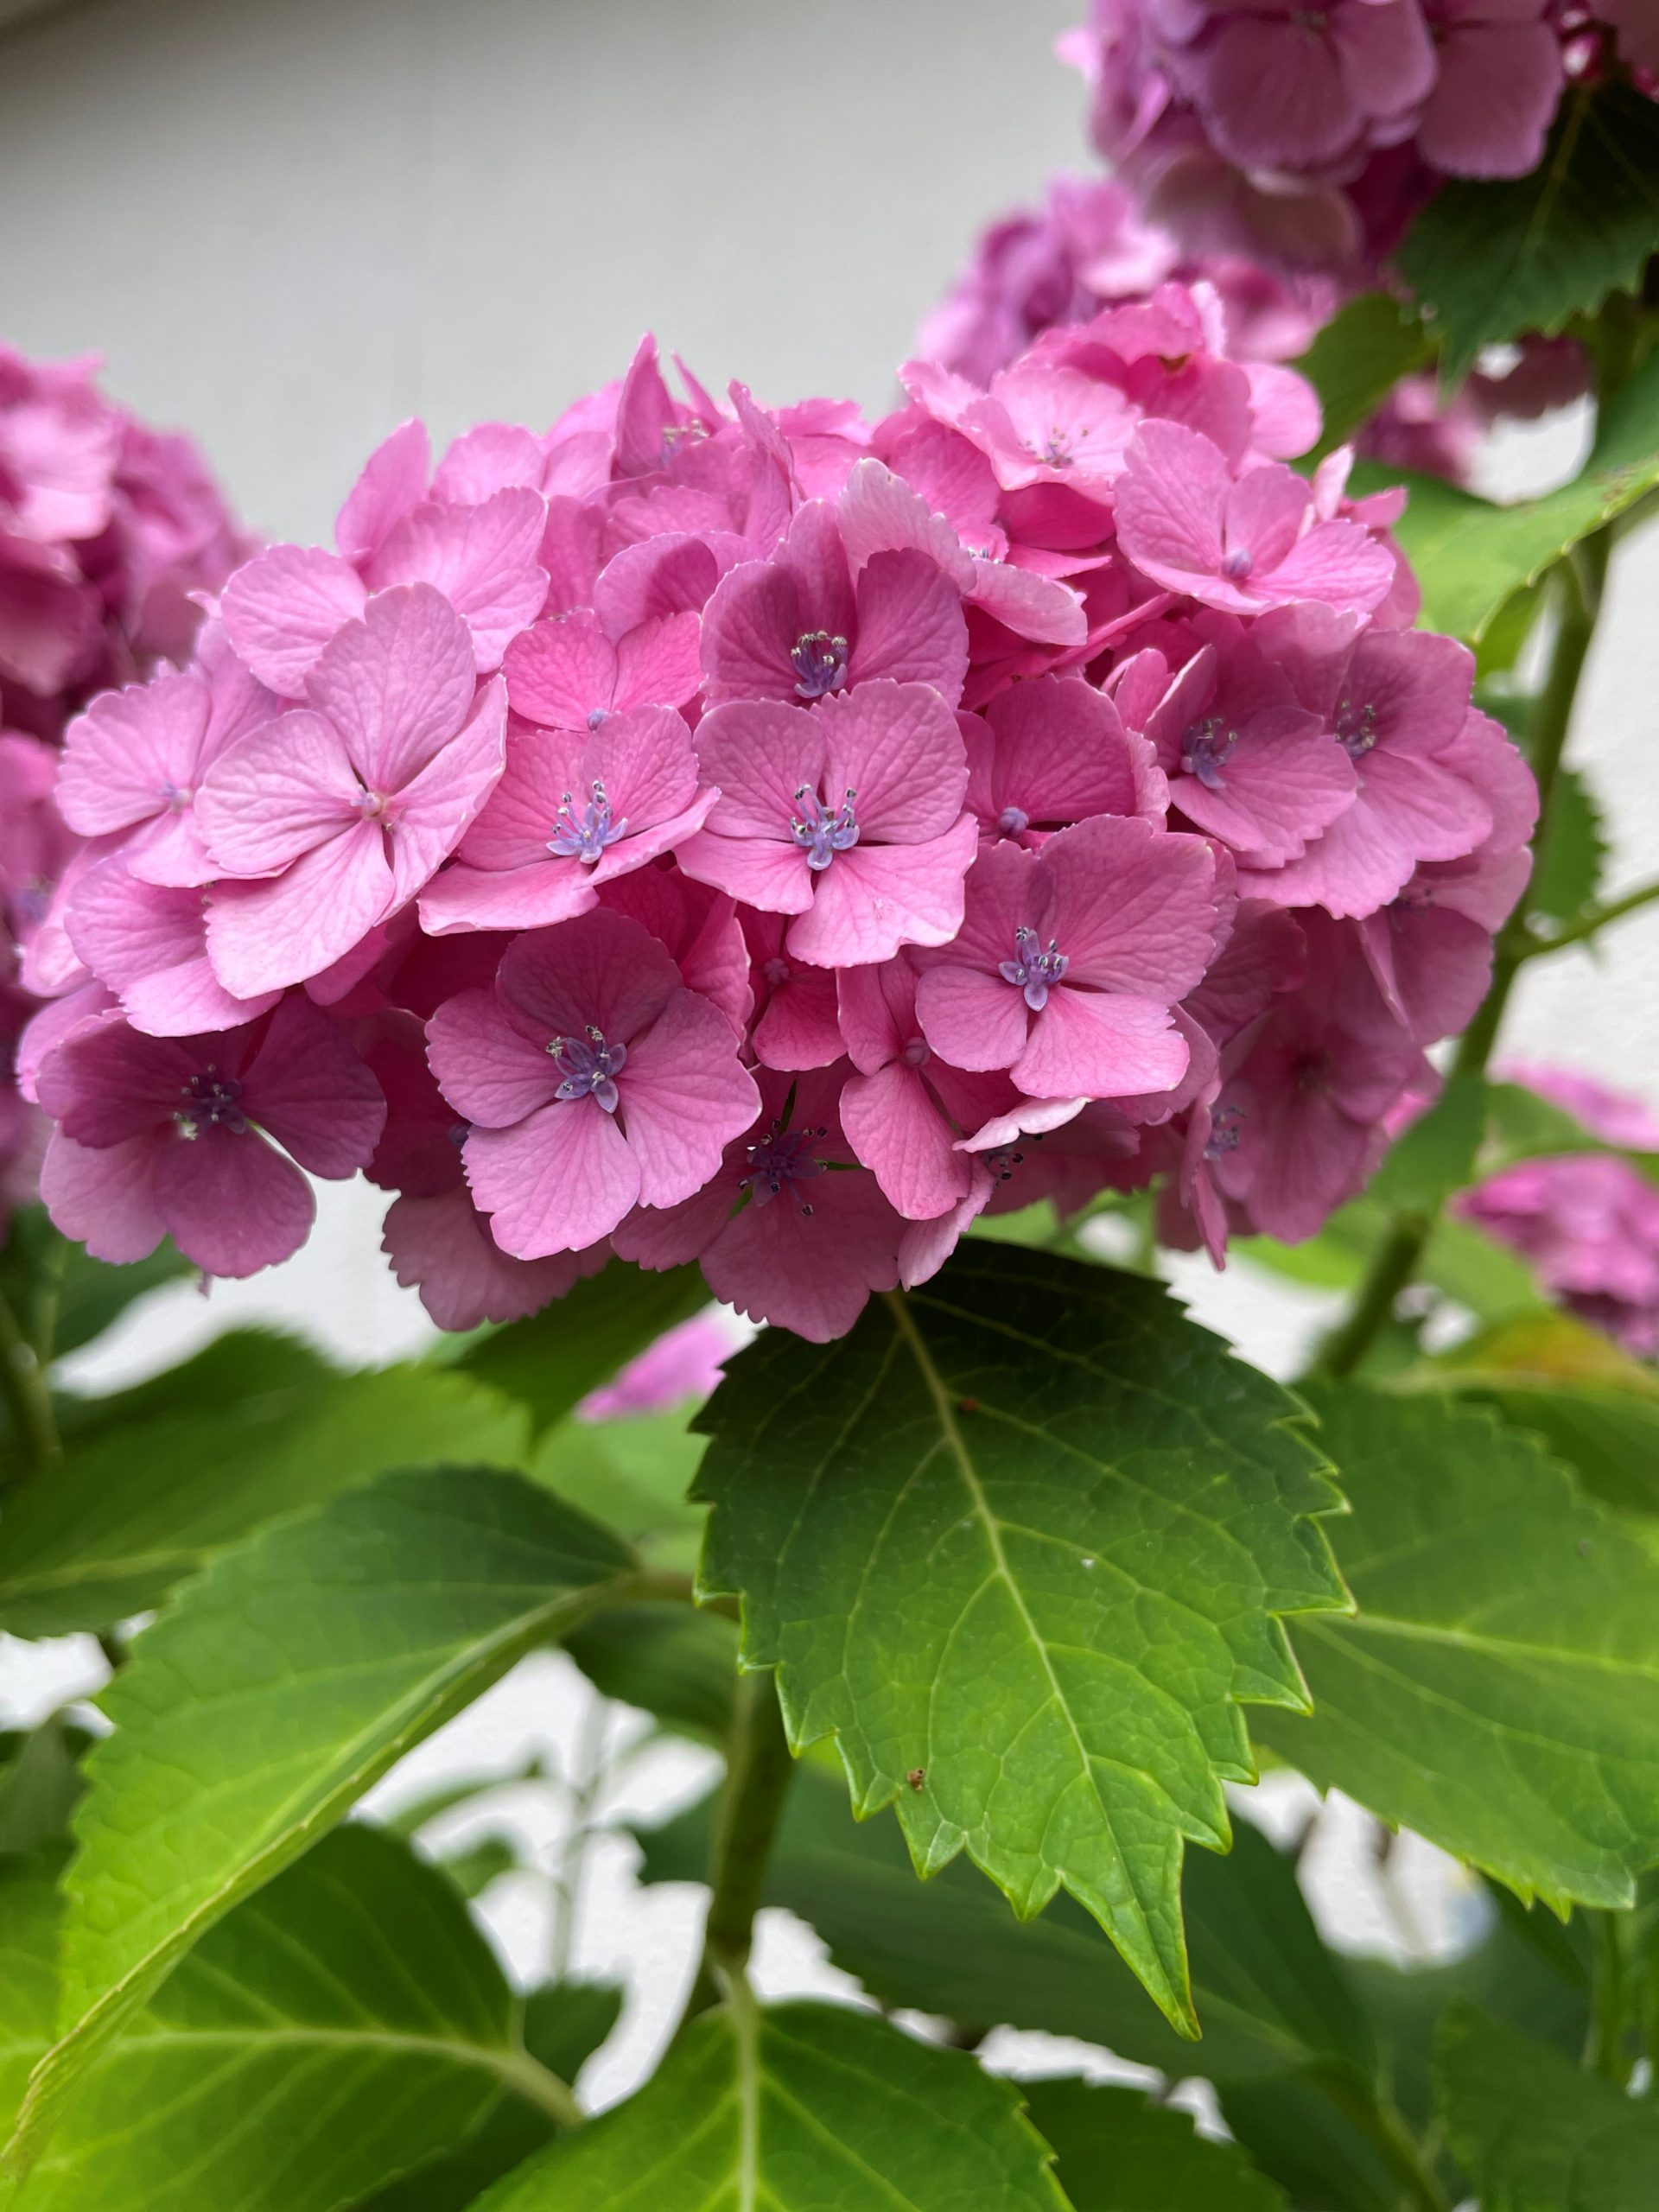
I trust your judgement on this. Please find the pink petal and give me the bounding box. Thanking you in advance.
[197,709,362,876]
[1358,745,1492,861]
[787,816,977,968]
[841,1058,974,1219]
[221,546,368,696]
[699,562,803,702]
[1260,518,1393,614]
[980,675,1141,831]
[593,533,731,632]
[672,827,817,917]
[386,677,509,904]
[466,1096,642,1257]
[307,583,479,793]
[205,819,394,997]
[913,961,1031,1074]
[1014,985,1187,1100]
[614,612,704,711]
[817,679,969,845]
[419,858,601,936]
[1114,423,1230,591]
[966,558,1087,645]
[690,697,825,842]
[849,550,969,702]
[1042,815,1217,997]
[618,988,760,1209]
[426,986,562,1128]
[243,994,386,1177]
[505,612,620,728]
[56,671,211,836]
[1174,712,1356,867]
[65,861,278,1037]
[836,459,974,589]
[368,488,549,672]
[335,419,430,565]
[499,908,682,1051]
[753,962,844,1071]
[40,1129,165,1263]
[1225,463,1311,575]
[153,1125,315,1278]
[431,423,547,504]
[701,1168,902,1341]
[383,1186,591,1330]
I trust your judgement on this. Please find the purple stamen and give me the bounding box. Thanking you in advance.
[1335,694,1378,760]
[549,779,629,865]
[790,631,849,700]
[999,924,1069,1012]
[1220,545,1253,582]
[790,785,860,871]
[549,1025,628,1113]
[1205,1103,1243,1160]
[1180,715,1237,791]
[996,804,1031,836]
[175,1066,247,1140]
[741,1119,829,1214]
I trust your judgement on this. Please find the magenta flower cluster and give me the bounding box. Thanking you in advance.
[1070,2,1652,270]
[1461,1065,1659,1357]
[1,346,250,1234]
[21,296,1535,1340]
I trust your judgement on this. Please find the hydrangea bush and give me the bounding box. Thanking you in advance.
[3,17,1659,2210]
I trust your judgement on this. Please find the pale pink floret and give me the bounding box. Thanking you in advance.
[37,993,385,1276]
[1116,423,1395,619]
[677,678,978,969]
[503,608,702,727]
[418,705,715,934]
[426,909,760,1261]
[915,814,1217,1100]
[65,856,281,1037]
[578,1310,733,1418]
[963,671,1165,845]
[198,586,506,995]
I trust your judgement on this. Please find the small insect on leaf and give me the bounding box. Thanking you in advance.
[907,1767,927,1792]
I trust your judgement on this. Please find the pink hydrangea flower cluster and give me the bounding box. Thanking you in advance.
[23,298,1535,1340]
[1460,1065,1659,1357]
[1,346,250,1231]
[1067,1,1650,271]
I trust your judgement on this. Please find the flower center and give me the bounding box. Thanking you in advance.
[549,779,629,864]
[762,957,791,987]
[790,785,860,871]
[1220,546,1253,582]
[158,779,191,812]
[354,787,391,819]
[741,1118,828,1213]
[1335,695,1378,760]
[1294,1052,1332,1097]
[548,1026,627,1112]
[999,924,1069,1012]
[902,1035,931,1068]
[996,804,1031,836]
[1180,716,1237,791]
[1205,1103,1243,1159]
[175,1066,246,1139]
[790,631,849,700]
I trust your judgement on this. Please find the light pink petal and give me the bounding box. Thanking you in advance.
[675,829,816,916]
[499,908,681,1049]
[457,723,588,870]
[898,1169,995,1290]
[841,1059,973,1220]
[1259,518,1394,613]
[1246,794,1418,918]
[848,550,969,702]
[587,703,701,828]
[122,950,277,1040]
[383,1187,590,1331]
[387,677,509,904]
[40,1129,165,1264]
[702,1169,902,1342]
[1225,464,1311,574]
[619,990,761,1209]
[592,789,718,881]
[307,582,479,793]
[369,488,548,671]
[817,680,969,845]
[466,1097,642,1258]
[56,671,211,836]
[221,545,368,696]
[613,612,704,711]
[787,816,977,967]
[504,612,620,728]
[699,562,802,702]
[335,420,430,565]
[593,533,731,632]
[1361,745,1493,861]
[836,458,974,588]
[64,861,279,1037]
[690,697,826,841]
[914,961,1031,1074]
[243,994,386,1177]
[753,963,844,1071]
[154,1126,315,1278]
[539,495,607,613]
[419,859,600,936]
[205,819,394,997]
[196,709,361,876]
[1014,986,1187,1100]
[1114,423,1230,589]
[1043,816,1217,997]
[1242,364,1323,463]
[124,806,219,893]
[966,560,1087,645]
[431,423,546,504]
[426,986,561,1128]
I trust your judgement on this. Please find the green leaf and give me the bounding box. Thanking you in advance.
[1448,1381,1659,1521]
[0,1332,531,1636]
[1021,2078,1285,2212]
[1482,1080,1659,1185]
[468,1999,1065,2211]
[1436,2002,1659,2209]
[452,1261,709,1434]
[11,1825,583,2212]
[433,1834,521,1901]
[636,1765,1377,2089]
[0,1853,60,2139]
[1255,1387,1659,1912]
[0,1210,189,1370]
[694,1249,1346,2036]
[1530,766,1610,929]
[530,1408,709,1570]
[565,1605,738,1745]
[0,1722,88,1858]
[1292,292,1433,460]
[4,1464,642,2178]
[1358,341,1659,645]
[1368,1073,1487,1215]
[1396,81,1659,384]
[1416,1217,1546,1325]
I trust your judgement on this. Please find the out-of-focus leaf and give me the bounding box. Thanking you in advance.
[1021,2077,1286,2210]
[0,1720,89,1857]
[1369,1075,1486,1214]
[530,1409,708,1570]
[453,1262,709,1435]
[0,1209,190,1370]
[1257,1388,1659,1912]
[1529,766,1609,929]
[565,1605,737,1745]
[695,1248,1348,2037]
[0,1331,531,1636]
[1396,81,1659,383]
[1294,293,1433,459]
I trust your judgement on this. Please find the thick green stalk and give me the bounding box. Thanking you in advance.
[1586,1910,1635,2088]
[701,1666,795,1989]
[1522,872,1659,959]
[0,1280,59,1477]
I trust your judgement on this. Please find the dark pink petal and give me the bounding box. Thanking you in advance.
[56,671,211,836]
[817,679,969,846]
[1173,709,1356,867]
[848,550,969,702]
[153,1124,315,1278]
[898,1168,995,1288]
[243,994,386,1178]
[1194,13,1358,169]
[426,986,562,1128]
[594,533,734,632]
[499,909,681,1052]
[41,1130,165,1264]
[307,583,477,793]
[841,1058,975,1219]
[382,1186,594,1331]
[45,1021,203,1147]
[619,989,760,1210]
[205,819,394,998]
[788,817,977,968]
[221,545,368,696]
[505,613,620,728]
[699,561,803,702]
[196,709,361,876]
[1014,985,1187,1102]
[978,675,1141,833]
[613,1174,739,1272]
[369,489,549,672]
[1042,816,1217,998]
[465,1096,642,1258]
[752,960,843,1071]
[835,957,914,1075]
[701,1166,904,1341]
[335,419,430,565]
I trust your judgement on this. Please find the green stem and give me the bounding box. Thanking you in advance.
[1315,1214,1431,1382]
[1522,873,1659,959]
[702,1668,794,1986]
[1587,1910,1634,2088]
[0,1280,59,1476]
